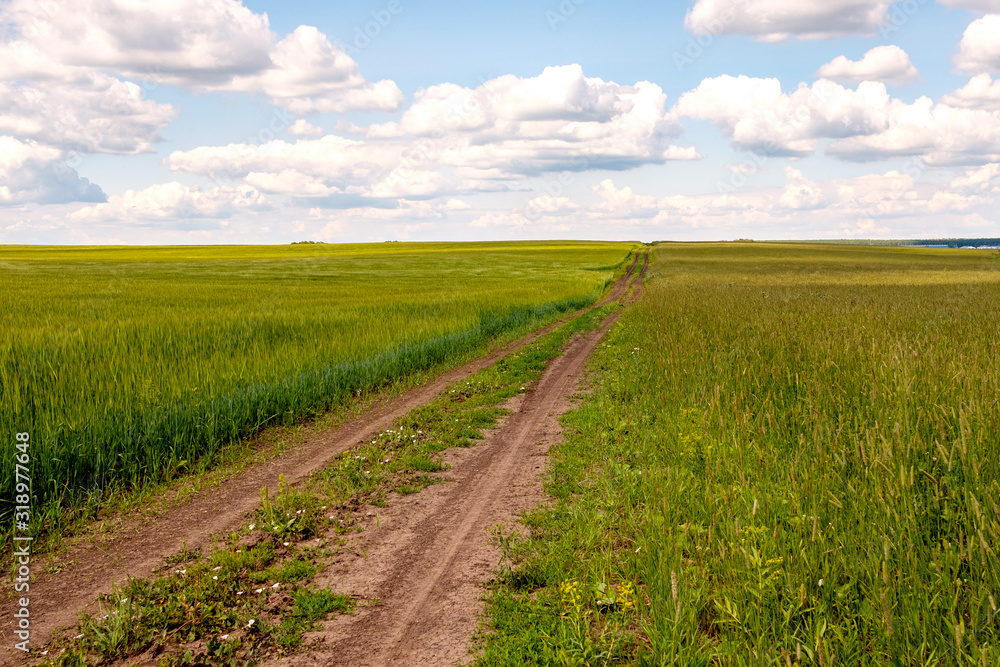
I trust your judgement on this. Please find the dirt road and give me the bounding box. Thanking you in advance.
[266,250,649,665]
[0,249,645,665]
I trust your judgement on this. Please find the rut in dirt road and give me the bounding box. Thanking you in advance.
[269,249,650,667]
[0,249,645,665]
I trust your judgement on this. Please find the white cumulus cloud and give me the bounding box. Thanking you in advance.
[942,74,1000,109]
[167,65,699,205]
[0,136,105,205]
[0,0,402,115]
[674,75,892,157]
[685,0,894,41]
[288,119,325,137]
[524,195,579,216]
[68,182,268,223]
[826,100,1000,165]
[220,26,402,113]
[778,167,828,210]
[674,74,1000,165]
[389,64,696,175]
[954,15,1000,74]
[469,211,531,228]
[571,166,1000,238]
[166,135,398,202]
[0,74,176,154]
[949,162,1000,192]
[592,179,660,218]
[0,0,272,85]
[816,46,919,85]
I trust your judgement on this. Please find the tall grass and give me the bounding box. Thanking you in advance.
[481,244,1000,666]
[0,241,633,533]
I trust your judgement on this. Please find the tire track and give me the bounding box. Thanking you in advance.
[271,248,650,666]
[0,249,644,663]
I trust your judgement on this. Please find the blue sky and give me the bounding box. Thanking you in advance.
[2,0,1000,243]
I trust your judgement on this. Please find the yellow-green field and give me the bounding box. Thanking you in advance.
[481,243,1000,666]
[0,241,634,534]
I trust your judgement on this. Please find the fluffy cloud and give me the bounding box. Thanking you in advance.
[0,0,272,85]
[942,74,1000,109]
[927,190,990,212]
[0,4,186,168]
[816,46,919,85]
[674,74,1000,165]
[165,136,366,178]
[0,74,176,154]
[685,0,893,41]
[308,199,454,240]
[827,170,920,218]
[68,182,268,222]
[674,76,891,157]
[243,170,340,197]
[167,66,698,204]
[592,179,660,218]
[0,0,402,115]
[524,195,579,216]
[825,101,1000,165]
[389,65,694,174]
[779,165,998,222]
[0,136,106,205]
[288,119,325,137]
[586,179,762,226]
[569,166,999,238]
[219,26,402,113]
[166,135,397,199]
[949,162,1000,192]
[779,167,828,209]
[369,169,452,199]
[954,15,1000,74]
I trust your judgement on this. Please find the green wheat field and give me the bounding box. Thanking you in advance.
[0,241,633,534]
